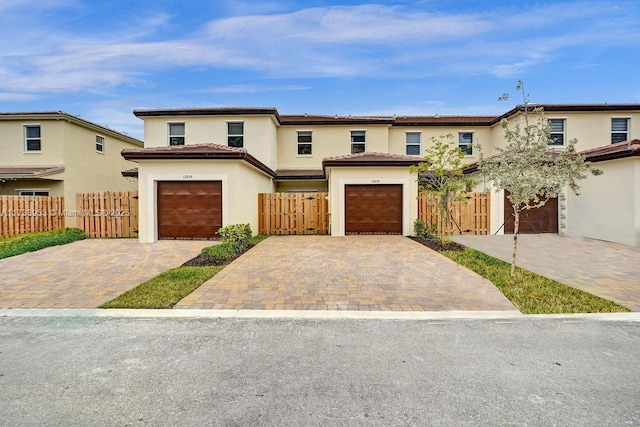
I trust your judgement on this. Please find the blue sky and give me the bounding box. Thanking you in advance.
[1,0,639,139]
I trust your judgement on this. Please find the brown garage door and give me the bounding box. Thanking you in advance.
[157,181,222,239]
[503,192,558,234]
[345,184,403,235]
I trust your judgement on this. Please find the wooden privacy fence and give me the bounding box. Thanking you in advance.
[75,191,139,238]
[0,196,66,238]
[418,192,490,235]
[259,192,329,235]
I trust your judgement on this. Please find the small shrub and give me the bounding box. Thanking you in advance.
[218,223,252,254]
[413,219,426,238]
[200,242,238,264]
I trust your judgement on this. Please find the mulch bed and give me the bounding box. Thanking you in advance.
[409,236,466,252]
[181,243,259,267]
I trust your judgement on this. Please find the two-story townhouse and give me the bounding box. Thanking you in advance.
[122,104,640,244]
[0,112,143,212]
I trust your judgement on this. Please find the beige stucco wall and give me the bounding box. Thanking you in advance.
[136,159,275,242]
[497,111,640,151]
[0,117,140,211]
[61,122,139,210]
[565,158,639,246]
[0,179,65,197]
[0,119,66,165]
[275,180,328,192]
[388,126,496,164]
[326,166,418,236]
[142,115,279,170]
[276,125,391,169]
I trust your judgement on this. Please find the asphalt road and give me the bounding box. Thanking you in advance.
[0,316,638,426]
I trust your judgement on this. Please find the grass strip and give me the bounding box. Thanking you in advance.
[100,266,223,309]
[0,228,86,259]
[442,248,630,314]
[100,235,270,309]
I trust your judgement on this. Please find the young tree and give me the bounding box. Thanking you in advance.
[478,81,602,276]
[410,134,474,244]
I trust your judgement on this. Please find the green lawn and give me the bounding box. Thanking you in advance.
[100,266,223,309]
[0,228,86,259]
[100,235,270,309]
[443,248,630,314]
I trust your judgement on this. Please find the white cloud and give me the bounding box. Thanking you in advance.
[207,84,310,94]
[0,92,38,101]
[0,1,638,94]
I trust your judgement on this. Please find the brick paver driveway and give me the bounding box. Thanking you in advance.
[0,239,209,308]
[177,236,517,311]
[453,235,640,311]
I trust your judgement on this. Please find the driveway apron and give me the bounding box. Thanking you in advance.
[176,236,517,311]
[453,235,640,311]
[0,239,209,308]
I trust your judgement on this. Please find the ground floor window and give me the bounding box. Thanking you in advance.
[18,190,50,196]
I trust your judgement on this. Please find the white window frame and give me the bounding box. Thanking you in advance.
[611,117,630,144]
[95,134,105,154]
[297,131,313,156]
[350,130,366,154]
[458,131,474,156]
[17,189,50,196]
[24,124,41,152]
[168,122,185,146]
[548,118,566,146]
[405,132,421,155]
[227,122,244,148]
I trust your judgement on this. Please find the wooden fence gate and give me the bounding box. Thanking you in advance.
[258,192,329,235]
[75,191,139,238]
[0,196,66,238]
[418,192,490,235]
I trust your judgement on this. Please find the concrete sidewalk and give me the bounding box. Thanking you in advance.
[453,234,640,311]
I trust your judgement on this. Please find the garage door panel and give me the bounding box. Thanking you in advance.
[345,184,403,235]
[503,192,558,234]
[157,181,222,240]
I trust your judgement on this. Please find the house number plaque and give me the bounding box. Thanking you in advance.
[182,174,193,179]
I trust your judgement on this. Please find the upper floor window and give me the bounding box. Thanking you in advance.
[96,135,105,153]
[351,131,366,154]
[168,123,185,146]
[406,132,421,155]
[24,125,41,152]
[611,118,629,144]
[228,122,244,147]
[548,119,565,146]
[18,190,49,196]
[458,132,473,155]
[297,131,312,155]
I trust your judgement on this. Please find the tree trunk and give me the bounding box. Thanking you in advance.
[440,207,445,245]
[511,208,520,277]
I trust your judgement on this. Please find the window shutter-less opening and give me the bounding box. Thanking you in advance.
[611,118,629,144]
[169,123,185,146]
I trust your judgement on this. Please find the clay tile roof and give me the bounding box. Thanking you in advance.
[280,114,395,125]
[0,165,65,178]
[122,142,247,155]
[121,167,139,178]
[579,139,640,162]
[323,151,423,168]
[121,143,275,177]
[275,169,326,179]
[133,107,279,118]
[394,115,496,126]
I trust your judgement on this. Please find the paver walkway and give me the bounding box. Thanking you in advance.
[453,235,640,311]
[176,236,517,311]
[0,239,209,308]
